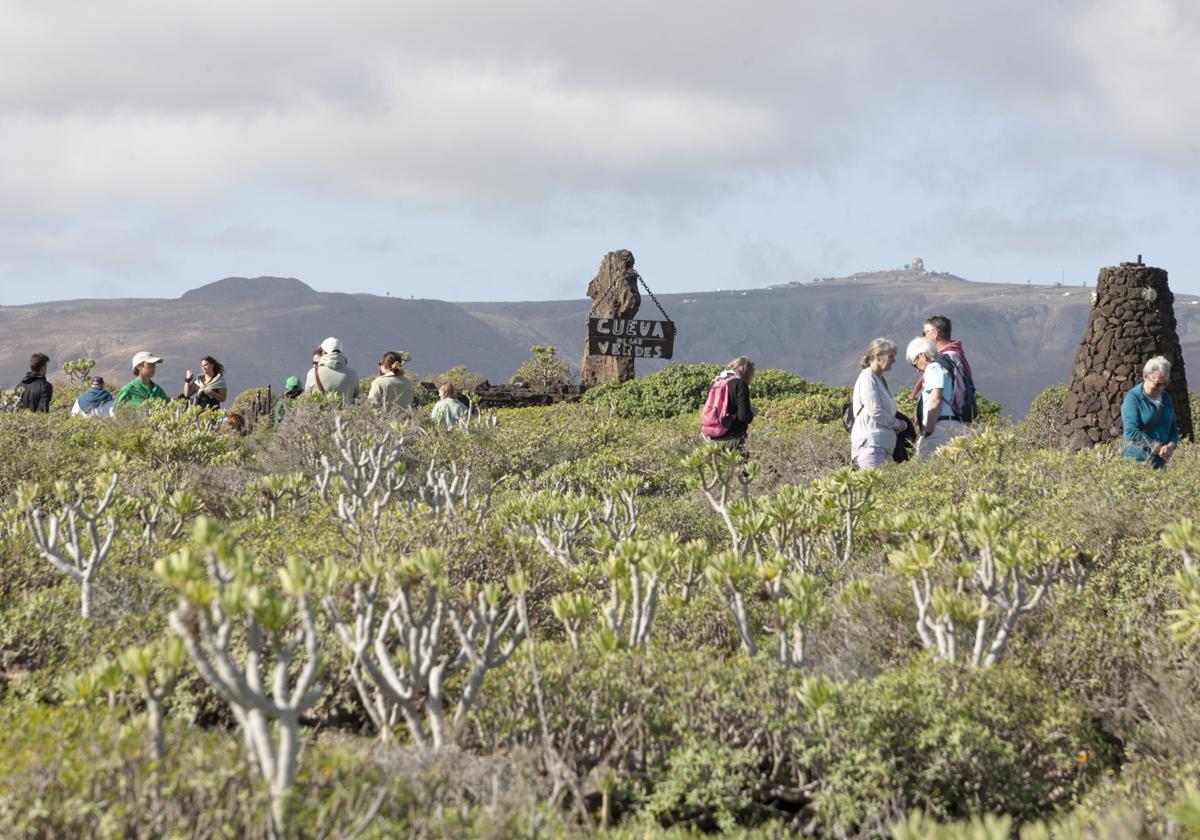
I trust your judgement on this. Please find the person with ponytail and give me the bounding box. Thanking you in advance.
[368,350,414,413]
[850,338,908,468]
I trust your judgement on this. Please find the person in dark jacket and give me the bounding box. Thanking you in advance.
[15,353,53,413]
[701,356,757,452]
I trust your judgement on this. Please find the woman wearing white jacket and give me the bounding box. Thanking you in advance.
[851,338,907,469]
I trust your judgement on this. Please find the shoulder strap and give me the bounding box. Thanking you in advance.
[1140,396,1165,435]
[313,366,326,394]
[933,354,956,388]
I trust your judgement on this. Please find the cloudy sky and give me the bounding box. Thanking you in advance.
[2,0,1198,306]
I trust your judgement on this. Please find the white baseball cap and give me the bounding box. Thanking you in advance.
[320,337,342,354]
[131,351,164,372]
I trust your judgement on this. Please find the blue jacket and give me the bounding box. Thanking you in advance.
[1121,384,1179,468]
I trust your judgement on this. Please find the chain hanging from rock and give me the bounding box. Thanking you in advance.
[638,276,672,322]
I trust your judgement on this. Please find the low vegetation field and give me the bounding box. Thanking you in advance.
[2,366,1199,838]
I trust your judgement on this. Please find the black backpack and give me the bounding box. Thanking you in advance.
[937,352,977,423]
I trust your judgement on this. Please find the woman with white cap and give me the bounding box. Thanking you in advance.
[114,351,169,409]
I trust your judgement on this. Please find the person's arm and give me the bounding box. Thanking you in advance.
[1159,396,1180,461]
[734,379,753,424]
[921,362,947,436]
[1120,390,1142,443]
[862,376,890,427]
[924,390,943,437]
[1168,395,1180,445]
[38,382,52,412]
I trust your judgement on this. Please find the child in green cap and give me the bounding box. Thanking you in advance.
[273,376,304,428]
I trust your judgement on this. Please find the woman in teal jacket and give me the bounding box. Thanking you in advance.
[1121,356,1180,469]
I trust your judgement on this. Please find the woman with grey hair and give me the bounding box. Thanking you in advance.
[851,338,907,468]
[905,336,965,460]
[1121,355,1180,468]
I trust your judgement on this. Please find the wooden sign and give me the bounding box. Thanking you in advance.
[587,317,676,359]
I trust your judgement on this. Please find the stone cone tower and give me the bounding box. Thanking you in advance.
[1061,261,1192,450]
[580,249,641,388]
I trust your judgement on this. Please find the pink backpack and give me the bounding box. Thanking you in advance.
[700,371,738,438]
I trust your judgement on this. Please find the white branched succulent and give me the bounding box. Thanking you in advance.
[157,519,322,837]
[21,473,121,618]
[887,494,1072,668]
[322,548,526,751]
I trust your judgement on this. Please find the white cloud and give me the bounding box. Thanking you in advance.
[11,1,1196,212]
[3,0,1200,300]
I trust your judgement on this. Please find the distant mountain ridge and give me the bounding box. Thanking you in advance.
[3,271,1198,418]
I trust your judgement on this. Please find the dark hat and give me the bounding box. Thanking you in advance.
[91,376,105,387]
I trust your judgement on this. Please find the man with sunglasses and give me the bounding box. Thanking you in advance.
[910,315,974,411]
[905,336,966,461]
[1121,356,1180,469]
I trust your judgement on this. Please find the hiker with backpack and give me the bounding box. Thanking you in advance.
[910,314,977,423]
[305,337,360,406]
[850,339,909,469]
[906,337,966,461]
[700,356,757,453]
[1121,356,1180,469]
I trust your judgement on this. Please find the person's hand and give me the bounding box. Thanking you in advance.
[185,369,194,380]
[1160,442,1177,462]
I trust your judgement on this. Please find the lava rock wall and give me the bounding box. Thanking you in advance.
[1062,261,1192,449]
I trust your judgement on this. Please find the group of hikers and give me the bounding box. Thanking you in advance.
[10,336,471,431]
[700,314,1183,470]
[9,316,1184,467]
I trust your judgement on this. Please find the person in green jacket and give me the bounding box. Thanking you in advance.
[367,351,414,413]
[114,351,169,409]
[273,376,304,428]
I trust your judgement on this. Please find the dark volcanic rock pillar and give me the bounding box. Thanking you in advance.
[1062,262,1192,450]
[580,249,642,388]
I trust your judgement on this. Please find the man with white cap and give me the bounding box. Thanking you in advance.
[114,351,169,409]
[305,337,359,406]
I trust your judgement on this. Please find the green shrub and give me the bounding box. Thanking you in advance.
[431,364,489,394]
[471,647,1105,832]
[580,364,821,419]
[511,345,571,387]
[756,392,849,427]
[806,658,1107,830]
[1021,382,1067,446]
